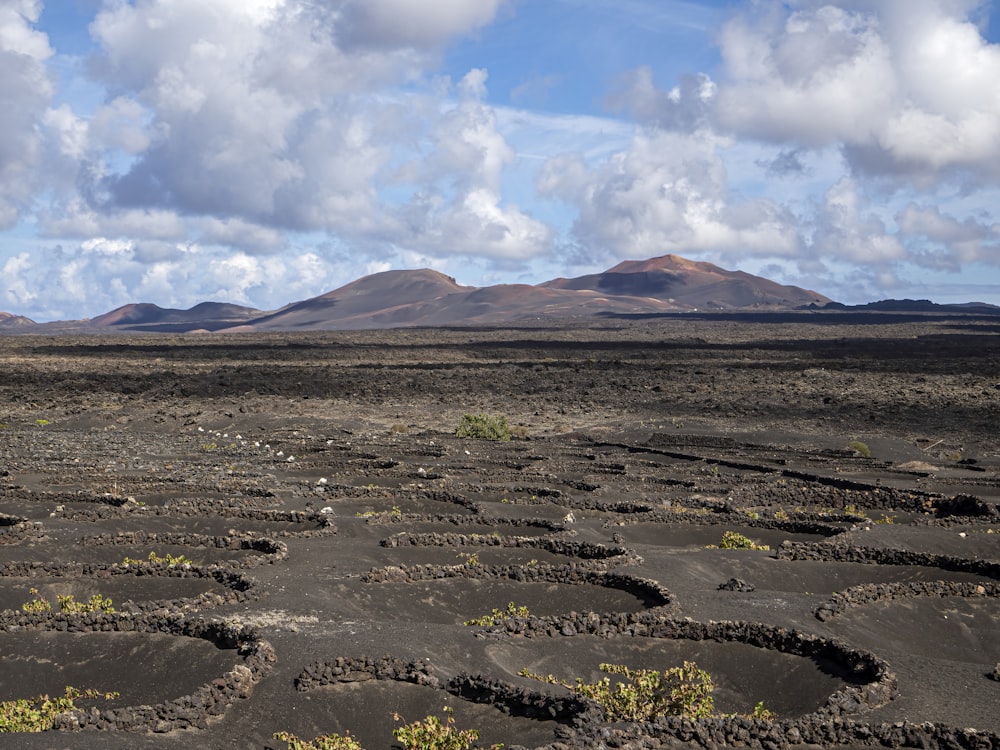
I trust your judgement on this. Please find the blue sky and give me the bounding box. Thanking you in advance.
[3,0,1000,321]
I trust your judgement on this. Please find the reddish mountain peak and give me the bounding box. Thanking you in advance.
[606,254,726,276]
[90,303,164,327]
[0,312,36,327]
[318,268,467,301]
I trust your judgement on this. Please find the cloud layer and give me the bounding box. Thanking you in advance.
[2,0,1000,319]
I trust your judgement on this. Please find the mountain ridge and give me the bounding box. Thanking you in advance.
[0,253,852,333]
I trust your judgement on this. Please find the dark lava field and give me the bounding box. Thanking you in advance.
[0,311,997,749]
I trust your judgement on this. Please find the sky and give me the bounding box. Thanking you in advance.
[3,0,1000,321]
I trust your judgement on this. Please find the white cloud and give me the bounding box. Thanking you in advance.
[897,203,1000,269]
[712,0,1000,182]
[538,129,801,264]
[1,251,36,307]
[382,70,555,261]
[338,0,509,49]
[810,178,906,263]
[0,0,53,227]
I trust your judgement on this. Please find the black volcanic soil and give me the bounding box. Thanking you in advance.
[0,312,998,749]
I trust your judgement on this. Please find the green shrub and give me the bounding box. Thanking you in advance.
[393,707,493,750]
[519,661,715,721]
[274,707,498,750]
[121,551,191,567]
[21,588,114,614]
[0,687,119,732]
[463,602,530,626]
[273,730,364,750]
[519,662,774,723]
[848,440,871,458]
[455,414,511,441]
[20,589,51,614]
[714,531,770,551]
[57,594,114,614]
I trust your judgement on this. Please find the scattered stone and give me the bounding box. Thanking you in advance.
[718,577,755,592]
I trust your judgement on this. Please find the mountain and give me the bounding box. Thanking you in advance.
[541,254,830,309]
[89,301,263,332]
[238,255,827,331]
[242,273,688,331]
[0,312,36,328]
[0,254,837,333]
[243,269,470,330]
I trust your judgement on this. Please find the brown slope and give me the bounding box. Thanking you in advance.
[408,284,681,326]
[90,301,263,331]
[0,312,36,328]
[542,253,830,309]
[242,273,687,331]
[246,269,470,330]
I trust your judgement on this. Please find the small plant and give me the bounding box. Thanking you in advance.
[749,701,776,720]
[273,730,364,750]
[455,414,511,441]
[519,661,715,721]
[712,531,770,551]
[389,423,409,435]
[57,593,115,614]
[393,707,495,750]
[458,552,480,567]
[34,419,50,426]
[509,425,530,439]
[464,602,530,626]
[848,440,871,458]
[0,686,119,732]
[21,588,114,614]
[772,509,790,521]
[355,506,402,520]
[21,588,51,613]
[874,513,896,524]
[122,551,191,567]
[842,504,868,519]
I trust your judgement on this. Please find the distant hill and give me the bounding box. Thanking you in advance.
[1,254,841,333]
[819,299,1000,315]
[89,301,264,332]
[243,269,470,330]
[542,254,830,309]
[0,312,36,328]
[238,255,830,331]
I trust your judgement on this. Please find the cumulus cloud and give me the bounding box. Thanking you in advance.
[0,0,54,227]
[538,129,801,264]
[1,238,349,320]
[64,0,535,261]
[337,0,509,50]
[387,70,554,261]
[1,252,36,307]
[606,66,715,131]
[897,203,1000,269]
[810,178,906,264]
[713,0,1000,182]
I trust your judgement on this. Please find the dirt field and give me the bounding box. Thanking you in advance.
[0,312,998,749]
